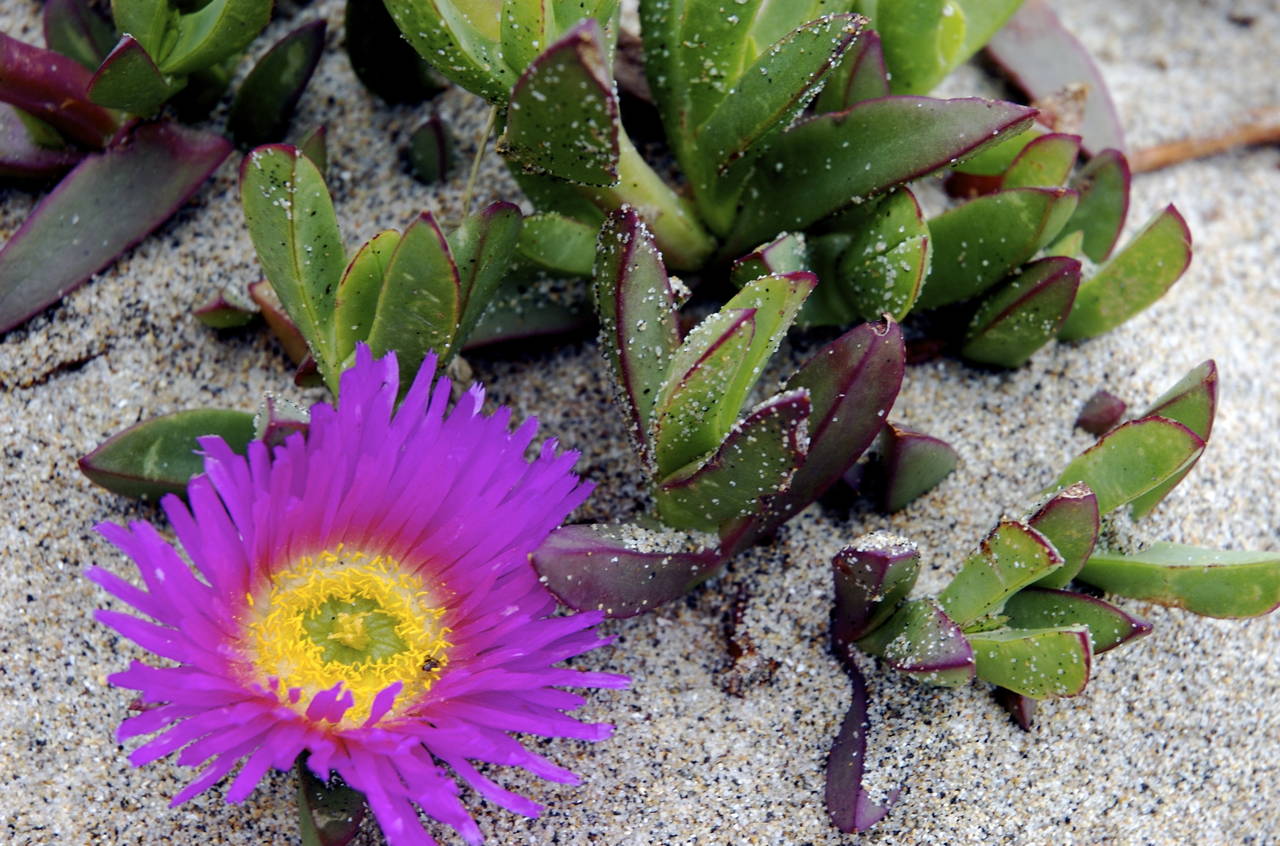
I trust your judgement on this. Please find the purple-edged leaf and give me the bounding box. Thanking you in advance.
[762,319,905,531]
[832,533,921,652]
[592,207,681,466]
[952,125,1043,177]
[961,256,1081,368]
[1004,587,1152,654]
[1079,543,1280,620]
[1075,389,1126,436]
[938,520,1065,627]
[994,687,1037,731]
[0,104,82,180]
[987,0,1125,155]
[531,523,733,618]
[159,0,273,77]
[1028,482,1100,589]
[464,280,592,351]
[406,113,452,184]
[344,0,446,105]
[194,284,258,329]
[295,124,327,174]
[1051,416,1205,515]
[79,408,255,500]
[655,390,810,532]
[969,625,1092,699]
[380,0,511,104]
[255,395,309,449]
[227,21,325,150]
[333,230,399,364]
[815,30,890,113]
[0,33,119,148]
[917,187,1079,310]
[500,20,619,186]
[1128,360,1217,518]
[825,660,901,833]
[0,122,230,333]
[448,200,523,345]
[248,279,310,365]
[730,231,808,288]
[856,598,975,687]
[880,422,959,512]
[297,761,366,846]
[1000,132,1081,189]
[1059,205,1192,340]
[1064,148,1130,262]
[43,0,117,71]
[111,0,174,59]
[872,0,1024,95]
[517,212,597,276]
[499,0,621,78]
[728,96,1037,254]
[88,35,185,115]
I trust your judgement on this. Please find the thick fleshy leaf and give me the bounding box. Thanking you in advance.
[728,97,1037,255]
[1003,588,1151,654]
[655,390,810,532]
[333,230,400,364]
[763,318,904,530]
[464,271,592,350]
[448,200,523,344]
[227,20,326,149]
[344,0,446,105]
[831,533,920,651]
[500,20,619,186]
[44,0,117,71]
[110,0,173,58]
[499,0,621,78]
[825,660,901,833]
[194,284,258,329]
[880,422,958,512]
[1063,148,1130,263]
[961,256,1081,368]
[1129,360,1217,518]
[0,33,119,148]
[592,207,681,464]
[969,626,1092,699]
[1059,205,1192,340]
[241,144,345,384]
[248,279,310,365]
[952,124,1042,177]
[994,687,1037,731]
[297,762,366,846]
[87,35,185,115]
[296,124,327,175]
[916,187,1079,310]
[255,394,310,448]
[1078,543,1280,619]
[1051,416,1205,515]
[519,212,598,277]
[406,113,451,184]
[0,122,229,333]
[159,0,272,76]
[937,521,1065,627]
[531,523,734,618]
[381,0,511,103]
[1075,389,1126,436]
[0,104,82,180]
[856,598,975,687]
[730,232,808,288]
[1028,482,1100,589]
[986,0,1125,155]
[815,29,889,112]
[78,409,255,500]
[1001,132,1080,189]
[864,0,1023,94]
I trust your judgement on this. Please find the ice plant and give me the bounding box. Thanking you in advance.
[87,346,626,845]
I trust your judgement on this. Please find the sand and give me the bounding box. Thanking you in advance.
[0,0,1276,843]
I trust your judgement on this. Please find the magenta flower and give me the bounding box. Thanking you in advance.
[87,346,626,845]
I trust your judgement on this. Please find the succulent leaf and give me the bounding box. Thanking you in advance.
[194,285,259,329]
[951,124,1043,177]
[825,659,901,833]
[937,520,1065,627]
[879,422,959,512]
[448,200,523,346]
[814,29,889,112]
[157,0,272,76]
[0,104,83,181]
[1075,389,1126,436]
[994,687,1037,731]
[831,534,921,650]
[517,212,597,276]
[407,114,452,184]
[44,0,118,71]
[1128,360,1217,518]
[1003,588,1152,654]
[88,35,185,115]
[227,20,326,149]
[730,232,809,288]
[856,598,975,687]
[464,272,592,350]
[1027,482,1100,589]
[0,33,120,148]
[333,230,400,364]
[969,625,1092,699]
[500,0,621,81]
[382,0,511,103]
[296,125,328,175]
[961,256,1081,368]
[1000,132,1081,189]
[1077,543,1280,619]
[248,280,311,365]
[109,0,173,59]
[297,761,366,846]
[345,0,447,105]
[1063,148,1130,263]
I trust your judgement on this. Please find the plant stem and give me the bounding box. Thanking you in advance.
[460,105,498,218]
[1129,108,1280,173]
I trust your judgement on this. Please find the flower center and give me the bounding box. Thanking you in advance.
[244,546,451,728]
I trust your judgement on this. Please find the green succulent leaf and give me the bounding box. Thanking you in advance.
[1000,132,1081,189]
[856,598,975,687]
[110,0,173,59]
[227,20,326,150]
[858,0,967,95]
[518,212,597,276]
[465,271,592,350]
[194,285,259,329]
[814,29,889,112]
[1002,588,1151,654]
[407,114,452,184]
[87,35,185,115]
[879,422,958,512]
[500,0,621,78]
[248,280,310,365]
[448,201,523,345]
[951,124,1043,177]
[938,520,1065,627]
[45,0,119,71]
[381,0,511,103]
[961,256,1081,368]
[969,625,1092,699]
[296,761,367,846]
[1077,543,1280,619]
[832,534,921,649]
[345,0,447,105]
[917,187,1079,310]
[1028,482,1100,589]
[79,409,255,500]
[1128,360,1217,519]
[297,125,328,175]
[1062,148,1130,262]
[333,230,400,365]
[730,232,809,288]
[158,0,272,76]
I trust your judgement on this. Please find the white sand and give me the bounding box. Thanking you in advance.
[0,0,1276,843]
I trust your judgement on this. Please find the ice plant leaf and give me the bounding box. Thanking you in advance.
[592,208,681,464]
[1063,148,1130,263]
[968,626,1092,699]
[880,422,959,512]
[731,232,809,287]
[1000,133,1081,189]
[937,521,1065,627]
[831,533,921,651]
[961,256,1081,368]
[1028,482,1100,589]
[1003,588,1152,654]
[44,0,118,71]
[407,114,452,184]
[194,285,259,329]
[465,282,591,350]
[498,0,621,77]
[986,0,1125,155]
[87,35,185,115]
[1059,205,1192,340]
[240,144,345,386]
[995,687,1037,731]
[501,20,620,187]
[297,124,327,175]
[518,212,597,276]
[79,408,256,500]
[0,104,83,180]
[0,33,119,148]
[333,230,400,364]
[381,0,511,103]
[448,200,523,345]
[916,187,1079,310]
[1050,416,1205,516]
[1075,389,1126,436]
[297,763,366,846]
[655,390,810,532]
[729,97,1036,254]
[344,0,446,105]
[110,0,173,58]
[158,0,272,76]
[815,29,889,112]
[227,20,326,149]
[1078,544,1280,619]
[0,122,230,333]
[825,659,901,833]
[861,0,966,95]
[1128,360,1217,518]
[248,280,310,365]
[952,124,1043,177]
[856,598,975,687]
